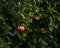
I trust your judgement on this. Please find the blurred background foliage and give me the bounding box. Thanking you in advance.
[0,0,60,48]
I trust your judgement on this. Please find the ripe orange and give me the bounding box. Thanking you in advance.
[18,25,25,32]
[32,16,39,20]
[40,28,45,32]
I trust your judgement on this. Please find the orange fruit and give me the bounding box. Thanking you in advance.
[40,28,45,32]
[18,25,25,32]
[32,16,39,20]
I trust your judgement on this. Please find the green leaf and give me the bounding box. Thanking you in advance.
[17,32,27,41]
[22,7,26,12]
[54,24,58,29]
[40,45,46,48]
[3,24,12,30]
[49,35,53,39]
[42,40,48,46]
[7,32,14,36]
[21,13,25,19]
[29,45,35,48]
[49,16,53,24]
[17,33,21,40]
[38,38,42,43]
[57,16,60,21]
[33,38,36,44]
[49,27,54,32]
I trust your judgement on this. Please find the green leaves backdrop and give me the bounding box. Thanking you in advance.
[0,0,60,48]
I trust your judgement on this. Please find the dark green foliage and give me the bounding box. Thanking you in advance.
[0,0,60,48]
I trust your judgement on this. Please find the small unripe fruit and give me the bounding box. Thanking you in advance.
[18,25,25,32]
[40,28,45,32]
